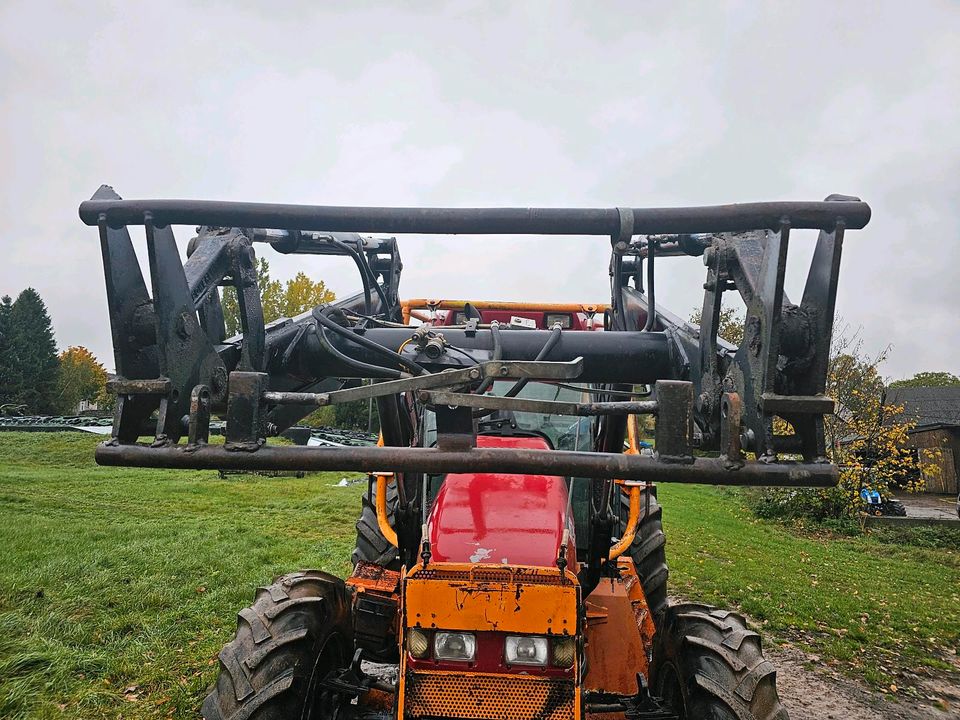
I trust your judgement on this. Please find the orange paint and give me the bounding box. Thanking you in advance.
[403,562,578,635]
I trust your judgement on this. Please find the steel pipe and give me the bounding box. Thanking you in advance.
[95,443,838,487]
[80,198,870,235]
[304,327,677,384]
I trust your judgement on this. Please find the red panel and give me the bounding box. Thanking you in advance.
[427,435,573,567]
[439,310,594,330]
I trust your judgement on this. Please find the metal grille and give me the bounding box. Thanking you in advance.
[413,568,567,585]
[404,671,575,720]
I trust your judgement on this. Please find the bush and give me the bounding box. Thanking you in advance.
[744,487,850,522]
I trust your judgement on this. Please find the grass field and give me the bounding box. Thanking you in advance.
[1,432,958,718]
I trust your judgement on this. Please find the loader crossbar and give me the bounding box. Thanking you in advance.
[94,442,837,486]
[79,198,869,235]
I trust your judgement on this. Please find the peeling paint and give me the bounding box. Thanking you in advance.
[469,547,494,563]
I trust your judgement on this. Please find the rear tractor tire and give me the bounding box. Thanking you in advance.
[651,602,789,720]
[202,571,353,720]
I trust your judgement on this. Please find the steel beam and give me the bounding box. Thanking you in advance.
[79,196,870,235]
[94,442,838,487]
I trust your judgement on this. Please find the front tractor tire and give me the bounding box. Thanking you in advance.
[202,571,352,720]
[620,485,669,619]
[352,481,401,570]
[651,603,788,720]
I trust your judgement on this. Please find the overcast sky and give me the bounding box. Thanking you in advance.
[1,1,957,380]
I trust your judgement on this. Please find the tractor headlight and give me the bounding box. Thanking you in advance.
[407,628,430,659]
[505,635,549,666]
[552,636,575,668]
[434,632,476,661]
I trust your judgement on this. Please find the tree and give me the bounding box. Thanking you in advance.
[0,295,20,407]
[689,306,744,346]
[334,399,379,433]
[9,289,59,414]
[221,259,335,336]
[821,336,926,513]
[282,272,336,318]
[56,346,108,414]
[889,371,960,388]
[749,331,934,521]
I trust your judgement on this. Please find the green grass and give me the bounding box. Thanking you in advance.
[0,433,363,719]
[659,485,960,694]
[0,433,957,717]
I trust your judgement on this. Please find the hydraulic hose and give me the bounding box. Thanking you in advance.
[504,323,562,397]
[474,321,502,394]
[314,308,427,376]
[315,324,403,379]
[326,238,374,316]
[643,235,656,332]
[329,237,392,316]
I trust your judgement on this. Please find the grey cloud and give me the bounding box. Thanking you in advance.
[1,0,957,379]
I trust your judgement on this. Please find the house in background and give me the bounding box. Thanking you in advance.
[886,386,960,494]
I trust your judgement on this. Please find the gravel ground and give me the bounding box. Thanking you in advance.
[892,492,959,521]
[768,641,959,719]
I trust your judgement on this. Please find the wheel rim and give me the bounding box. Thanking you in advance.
[305,632,346,720]
[656,661,687,719]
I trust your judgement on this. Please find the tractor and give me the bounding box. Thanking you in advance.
[80,188,871,719]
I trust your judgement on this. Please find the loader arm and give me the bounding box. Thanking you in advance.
[81,187,868,489]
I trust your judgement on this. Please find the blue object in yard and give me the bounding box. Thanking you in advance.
[860,487,907,517]
[860,488,882,506]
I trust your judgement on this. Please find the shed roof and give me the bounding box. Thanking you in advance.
[886,386,960,430]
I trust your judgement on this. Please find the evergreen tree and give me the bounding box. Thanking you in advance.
[0,295,20,407]
[9,289,59,413]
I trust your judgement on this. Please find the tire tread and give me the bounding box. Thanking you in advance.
[653,601,788,720]
[202,571,351,720]
[620,486,669,619]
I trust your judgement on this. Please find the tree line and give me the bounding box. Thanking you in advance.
[0,289,108,415]
[0,264,374,430]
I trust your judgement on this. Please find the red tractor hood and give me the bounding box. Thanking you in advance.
[426,435,573,568]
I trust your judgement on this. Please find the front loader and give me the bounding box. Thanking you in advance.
[80,189,870,719]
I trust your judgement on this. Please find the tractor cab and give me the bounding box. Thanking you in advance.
[420,379,598,565]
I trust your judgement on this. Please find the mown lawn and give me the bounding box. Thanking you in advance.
[0,432,958,718]
[0,433,362,719]
[660,486,960,695]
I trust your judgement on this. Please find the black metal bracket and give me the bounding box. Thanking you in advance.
[654,381,694,463]
[225,372,269,449]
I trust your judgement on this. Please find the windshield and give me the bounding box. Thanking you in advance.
[421,382,593,451]
[488,381,592,450]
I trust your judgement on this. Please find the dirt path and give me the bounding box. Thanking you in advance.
[768,642,959,719]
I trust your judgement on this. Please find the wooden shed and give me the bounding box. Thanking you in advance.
[886,386,960,494]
